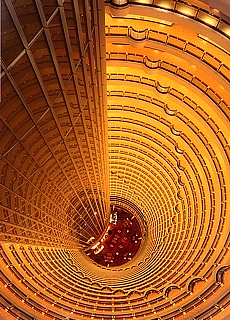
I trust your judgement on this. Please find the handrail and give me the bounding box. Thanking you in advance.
[106,52,230,121]
[105,0,230,40]
[106,26,230,83]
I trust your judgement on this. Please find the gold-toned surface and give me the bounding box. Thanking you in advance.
[1,0,230,319]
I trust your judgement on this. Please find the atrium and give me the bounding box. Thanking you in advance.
[1,0,230,319]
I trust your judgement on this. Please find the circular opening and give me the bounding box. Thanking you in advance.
[87,206,143,267]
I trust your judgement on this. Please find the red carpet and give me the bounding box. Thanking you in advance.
[88,206,142,267]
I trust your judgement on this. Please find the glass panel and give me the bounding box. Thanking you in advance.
[183,96,197,110]
[148,30,167,43]
[177,69,193,82]
[218,21,230,37]
[154,0,175,10]
[197,10,219,27]
[145,58,159,69]
[202,53,221,70]
[161,62,177,74]
[175,3,197,17]
[110,26,128,36]
[133,0,153,4]
[110,52,126,60]
[167,35,185,49]
[129,54,144,62]
[206,88,221,105]
[130,28,146,40]
[170,88,184,100]
[186,43,203,58]
[218,100,230,119]
[219,65,230,81]
[196,106,209,120]
[192,78,207,92]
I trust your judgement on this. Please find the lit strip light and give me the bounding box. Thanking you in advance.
[111,14,173,26]
[198,34,230,55]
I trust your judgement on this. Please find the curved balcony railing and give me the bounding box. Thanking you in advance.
[106,52,230,123]
[106,0,230,40]
[106,26,230,83]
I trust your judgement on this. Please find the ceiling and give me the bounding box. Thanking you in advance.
[0,0,230,319]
